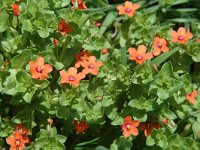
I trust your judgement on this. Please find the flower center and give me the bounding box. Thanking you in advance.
[36,67,42,73]
[147,123,152,129]
[125,8,132,13]
[187,93,192,97]
[68,76,75,81]
[80,55,84,60]
[78,126,83,130]
[15,140,20,146]
[136,55,143,60]
[157,43,162,48]
[178,36,184,40]
[88,64,94,69]
[126,124,131,130]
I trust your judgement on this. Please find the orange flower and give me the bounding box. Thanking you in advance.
[170,27,193,44]
[60,67,85,87]
[73,120,89,133]
[139,122,160,137]
[82,56,103,75]
[121,116,139,138]
[6,131,29,150]
[12,4,20,16]
[71,0,87,10]
[75,50,91,68]
[186,90,198,104]
[128,45,153,64]
[101,48,109,54]
[29,57,53,80]
[15,124,30,136]
[58,19,73,36]
[153,37,169,56]
[117,1,140,17]
[53,38,59,46]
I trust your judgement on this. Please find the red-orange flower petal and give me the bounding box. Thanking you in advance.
[58,19,73,36]
[75,50,91,68]
[53,38,59,46]
[101,48,109,54]
[153,37,169,56]
[12,4,20,16]
[162,118,170,124]
[138,122,160,137]
[186,90,198,104]
[71,0,87,10]
[47,118,53,126]
[15,124,30,136]
[73,120,89,133]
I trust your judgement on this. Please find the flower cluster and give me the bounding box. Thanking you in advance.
[128,27,193,65]
[121,116,160,138]
[117,1,193,65]
[29,51,103,87]
[60,50,103,87]
[2,0,200,149]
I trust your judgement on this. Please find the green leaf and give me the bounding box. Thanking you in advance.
[128,97,157,112]
[171,0,189,6]
[131,109,148,122]
[159,62,174,78]
[151,47,180,66]
[76,138,100,146]
[56,106,70,118]
[60,48,77,68]
[146,136,156,146]
[121,47,127,65]
[110,136,132,150]
[11,49,32,69]
[61,0,71,7]
[16,70,32,84]
[54,62,64,70]
[0,54,3,67]
[12,108,36,129]
[33,79,50,89]
[0,11,9,32]
[22,20,33,32]
[168,18,192,23]
[166,134,200,150]
[33,137,66,150]
[37,28,49,38]
[33,127,66,149]
[99,12,117,35]
[23,89,36,103]
[102,98,113,107]
[192,122,200,139]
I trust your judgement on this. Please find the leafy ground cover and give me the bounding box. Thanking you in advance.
[0,0,200,149]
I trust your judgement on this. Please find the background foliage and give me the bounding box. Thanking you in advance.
[0,0,200,149]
